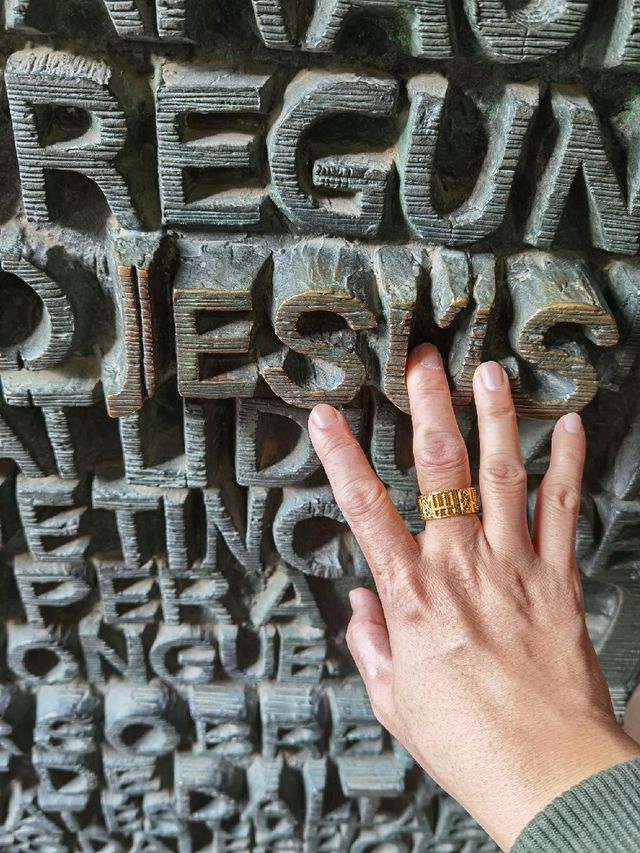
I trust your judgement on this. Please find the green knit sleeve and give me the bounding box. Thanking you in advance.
[512,758,640,852]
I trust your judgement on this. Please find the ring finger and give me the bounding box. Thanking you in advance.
[472,360,533,555]
[406,344,481,542]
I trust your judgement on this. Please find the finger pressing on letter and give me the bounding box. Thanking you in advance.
[309,404,419,588]
[473,361,532,554]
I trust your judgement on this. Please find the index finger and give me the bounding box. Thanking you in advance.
[308,404,419,587]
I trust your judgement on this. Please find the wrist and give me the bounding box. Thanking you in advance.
[506,725,640,850]
[466,722,640,851]
[508,751,640,853]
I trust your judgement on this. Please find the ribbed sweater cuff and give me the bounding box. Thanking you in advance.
[512,758,640,852]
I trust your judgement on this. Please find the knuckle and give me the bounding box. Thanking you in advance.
[555,566,584,609]
[435,541,482,596]
[483,400,517,421]
[440,539,479,574]
[345,620,358,652]
[411,369,448,395]
[319,432,355,458]
[543,481,581,514]
[386,571,428,624]
[482,454,527,491]
[340,476,388,523]
[345,628,393,723]
[414,429,467,474]
[345,619,372,664]
[554,448,585,471]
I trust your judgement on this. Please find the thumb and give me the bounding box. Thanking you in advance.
[346,588,394,724]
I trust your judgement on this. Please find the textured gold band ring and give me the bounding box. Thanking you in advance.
[417,487,480,521]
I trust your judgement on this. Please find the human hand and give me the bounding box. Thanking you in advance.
[308,343,640,852]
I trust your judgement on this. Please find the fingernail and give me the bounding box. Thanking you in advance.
[480,361,505,391]
[310,404,339,429]
[418,344,443,370]
[562,412,583,434]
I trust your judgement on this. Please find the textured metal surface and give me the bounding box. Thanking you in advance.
[1,2,640,850]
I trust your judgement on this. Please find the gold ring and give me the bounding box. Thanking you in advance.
[417,487,479,521]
